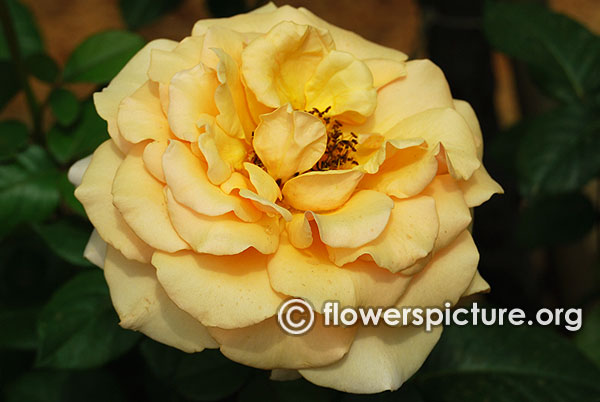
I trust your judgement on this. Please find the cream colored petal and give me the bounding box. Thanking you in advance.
[285,213,313,249]
[147,36,204,85]
[270,369,301,381]
[454,99,483,160]
[457,165,503,208]
[162,140,261,222]
[221,171,251,194]
[95,39,177,153]
[242,21,333,109]
[112,143,189,253]
[244,162,281,203]
[299,325,442,394]
[74,140,153,263]
[209,315,356,370]
[142,140,168,183]
[253,105,327,182]
[168,64,219,142]
[355,136,424,175]
[358,142,438,199]
[305,50,377,123]
[328,195,439,273]
[197,130,232,185]
[282,169,364,212]
[200,26,245,70]
[117,80,171,143]
[364,58,407,88]
[238,189,292,221]
[165,189,280,255]
[384,108,481,180]
[83,229,107,268]
[462,270,490,297]
[422,175,472,251]
[311,190,393,249]
[267,235,413,312]
[153,250,285,329]
[104,246,217,352]
[358,59,453,135]
[67,154,92,187]
[297,6,408,62]
[397,230,480,309]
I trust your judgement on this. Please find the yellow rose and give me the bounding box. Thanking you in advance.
[70,2,503,394]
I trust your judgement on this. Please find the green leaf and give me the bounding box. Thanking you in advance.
[4,369,128,402]
[0,60,20,110]
[415,323,600,402]
[0,146,60,238]
[239,376,337,402]
[484,1,600,102]
[25,53,59,83]
[62,30,145,83]
[575,305,600,368]
[36,270,140,369]
[48,98,109,164]
[516,193,596,248]
[516,105,600,196]
[0,120,28,160]
[140,338,251,401]
[0,306,39,350]
[340,385,424,402]
[34,221,92,267]
[0,0,44,60]
[119,0,183,30]
[48,88,80,126]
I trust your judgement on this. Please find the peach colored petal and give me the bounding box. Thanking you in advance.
[286,212,313,249]
[142,140,168,183]
[153,250,285,329]
[238,188,292,221]
[74,140,153,263]
[462,270,490,297]
[104,246,217,352]
[363,58,407,88]
[147,36,204,85]
[83,229,106,268]
[282,169,364,212]
[457,165,504,208]
[244,162,281,203]
[112,143,189,253]
[454,99,483,160]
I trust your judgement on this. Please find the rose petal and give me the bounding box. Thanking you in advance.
[462,270,490,296]
[244,162,281,203]
[286,212,313,249]
[147,36,204,85]
[305,50,377,123]
[153,250,285,329]
[253,105,327,182]
[74,140,153,263]
[270,369,301,381]
[457,165,503,208]
[242,21,333,109]
[83,229,107,268]
[328,195,439,273]
[238,189,292,221]
[117,80,172,143]
[142,140,168,183]
[162,140,261,222]
[168,63,219,142]
[454,99,483,160]
[67,154,92,187]
[299,325,442,394]
[95,39,177,153]
[165,189,280,255]
[104,246,217,352]
[282,169,364,212]
[112,143,189,253]
[363,58,407,88]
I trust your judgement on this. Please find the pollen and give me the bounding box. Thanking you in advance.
[308,106,359,171]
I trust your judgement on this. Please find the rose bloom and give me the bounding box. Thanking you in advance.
[69,2,502,394]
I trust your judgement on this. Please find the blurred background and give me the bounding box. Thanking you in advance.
[1,0,599,401]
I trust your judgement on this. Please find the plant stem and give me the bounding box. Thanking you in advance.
[0,0,43,143]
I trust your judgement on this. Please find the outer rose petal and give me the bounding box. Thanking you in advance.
[304,50,377,123]
[453,99,483,160]
[142,140,168,183]
[457,165,504,208]
[270,370,301,381]
[253,105,327,182]
[310,190,394,249]
[94,39,177,152]
[112,143,189,253]
[282,169,364,212]
[147,36,204,85]
[162,140,261,222]
[67,154,92,187]
[104,246,217,352]
[242,21,334,109]
[74,140,153,263]
[117,80,172,143]
[153,250,285,329]
[363,58,407,88]
[397,230,480,309]
[165,189,280,255]
[359,59,453,135]
[84,229,107,268]
[462,270,490,297]
[384,108,481,180]
[208,315,356,370]
[299,325,442,394]
[168,64,219,142]
[328,195,439,273]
